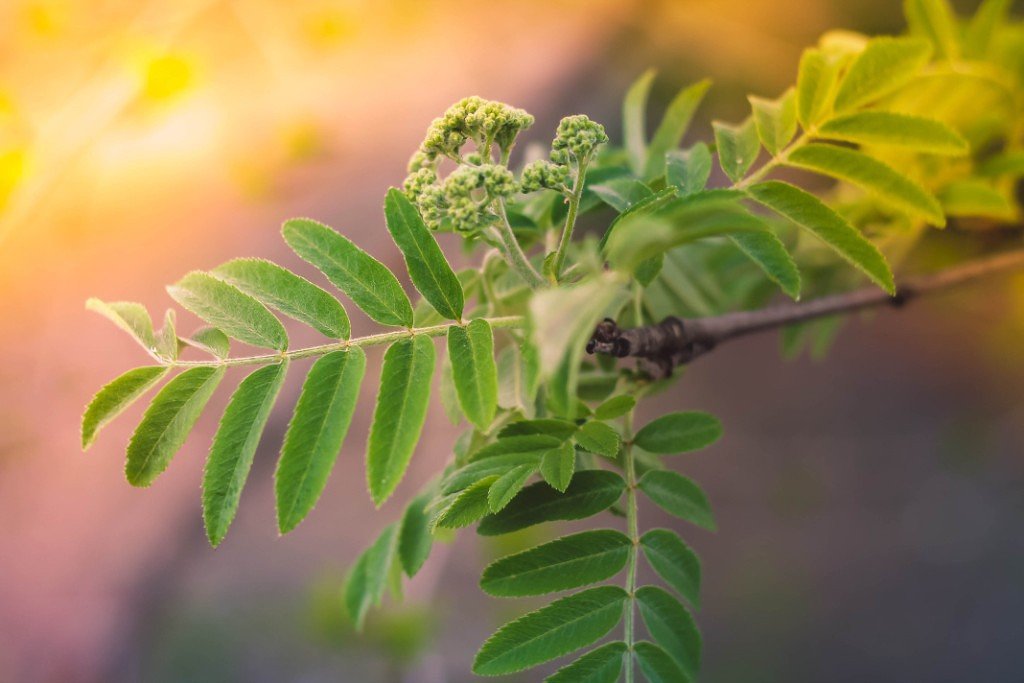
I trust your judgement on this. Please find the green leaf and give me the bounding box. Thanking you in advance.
[590,178,654,213]
[634,412,722,454]
[275,348,366,533]
[599,187,679,252]
[638,470,715,531]
[905,0,960,60]
[213,257,351,339]
[728,231,801,300]
[964,0,1012,58]
[636,586,701,677]
[367,335,436,505]
[203,362,287,547]
[712,117,759,183]
[666,143,712,197]
[444,452,542,494]
[796,48,842,128]
[398,493,433,577]
[86,298,158,351]
[817,112,967,155]
[283,217,413,327]
[125,366,225,486]
[546,642,627,683]
[477,470,626,536]
[345,524,397,630]
[784,144,945,226]
[167,272,288,350]
[434,475,498,529]
[747,180,896,292]
[938,180,1016,221]
[155,309,178,361]
[480,529,631,597]
[575,421,621,457]
[633,641,689,683]
[82,366,168,449]
[384,188,464,320]
[595,395,636,420]
[499,419,579,441]
[469,434,564,463]
[640,529,701,607]
[183,326,230,358]
[624,69,656,176]
[644,79,712,180]
[448,319,498,431]
[472,586,628,676]
[979,151,1024,178]
[833,37,932,111]
[488,463,536,512]
[539,440,576,492]
[749,88,797,156]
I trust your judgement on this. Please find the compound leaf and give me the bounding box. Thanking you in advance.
[367,335,435,505]
[126,366,225,486]
[276,348,366,533]
[480,529,631,597]
[283,217,413,327]
[203,362,288,546]
[82,366,168,450]
[472,586,628,676]
[384,188,464,320]
[213,257,351,339]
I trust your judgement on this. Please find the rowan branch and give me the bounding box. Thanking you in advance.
[587,248,1024,376]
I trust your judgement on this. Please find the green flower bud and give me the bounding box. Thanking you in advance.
[551,114,608,161]
[520,159,570,193]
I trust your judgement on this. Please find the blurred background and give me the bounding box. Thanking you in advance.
[1,0,1022,681]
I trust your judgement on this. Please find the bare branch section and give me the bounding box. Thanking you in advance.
[587,249,1024,376]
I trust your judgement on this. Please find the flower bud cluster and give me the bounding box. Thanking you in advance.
[415,96,534,164]
[549,115,608,165]
[404,162,516,233]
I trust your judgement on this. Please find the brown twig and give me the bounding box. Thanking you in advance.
[587,248,1024,376]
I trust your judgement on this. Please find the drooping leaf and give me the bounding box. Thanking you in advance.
[905,0,961,60]
[786,144,945,226]
[434,475,498,529]
[488,463,536,512]
[448,319,498,431]
[817,112,968,155]
[636,585,701,678]
[367,335,436,505]
[634,412,723,454]
[125,366,225,486]
[167,272,289,350]
[275,348,366,533]
[183,326,230,359]
[480,529,631,597]
[796,48,842,128]
[398,492,433,578]
[713,117,760,183]
[666,143,712,198]
[384,188,464,320]
[640,529,702,607]
[623,69,656,176]
[545,641,627,683]
[638,470,716,531]
[82,366,168,449]
[833,36,932,111]
[644,79,712,179]
[282,217,413,327]
[539,440,576,492]
[728,230,801,299]
[203,363,288,546]
[477,470,626,536]
[749,88,797,156]
[575,421,621,457]
[85,299,158,352]
[633,641,689,683]
[213,258,351,339]
[747,180,896,291]
[345,524,397,629]
[595,395,636,421]
[472,586,628,676]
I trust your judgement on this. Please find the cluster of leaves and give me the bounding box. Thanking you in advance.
[83,1,1023,680]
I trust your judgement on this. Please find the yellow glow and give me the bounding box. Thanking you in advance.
[141,54,195,104]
